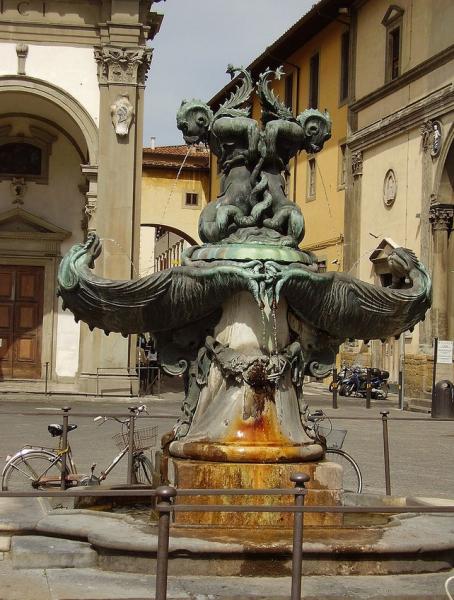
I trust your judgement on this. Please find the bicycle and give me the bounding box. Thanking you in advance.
[303,407,363,493]
[1,405,158,491]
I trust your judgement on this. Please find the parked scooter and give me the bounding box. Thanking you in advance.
[343,366,389,399]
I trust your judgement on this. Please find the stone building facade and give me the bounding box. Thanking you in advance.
[345,0,454,398]
[0,0,163,393]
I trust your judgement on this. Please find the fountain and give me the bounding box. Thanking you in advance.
[57,65,431,532]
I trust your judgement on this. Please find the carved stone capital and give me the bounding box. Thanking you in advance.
[16,43,28,75]
[80,164,98,233]
[429,204,454,232]
[351,150,363,177]
[94,46,152,85]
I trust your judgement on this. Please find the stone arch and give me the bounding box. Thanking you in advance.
[141,222,198,246]
[0,75,98,163]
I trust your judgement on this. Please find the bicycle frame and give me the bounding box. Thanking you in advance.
[2,440,133,486]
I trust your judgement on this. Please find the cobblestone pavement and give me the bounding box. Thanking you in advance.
[0,382,453,499]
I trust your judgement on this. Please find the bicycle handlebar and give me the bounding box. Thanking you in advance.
[93,404,149,425]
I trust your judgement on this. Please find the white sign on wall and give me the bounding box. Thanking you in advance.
[437,340,454,364]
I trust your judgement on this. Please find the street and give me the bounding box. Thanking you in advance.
[0,383,453,499]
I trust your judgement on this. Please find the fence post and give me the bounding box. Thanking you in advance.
[381,410,391,495]
[44,362,49,395]
[432,337,439,405]
[155,485,177,600]
[127,406,137,485]
[290,472,310,600]
[60,407,70,490]
[365,368,371,409]
[398,369,404,410]
[332,367,338,409]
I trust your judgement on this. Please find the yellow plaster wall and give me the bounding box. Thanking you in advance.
[289,21,348,270]
[226,20,349,271]
[141,167,209,244]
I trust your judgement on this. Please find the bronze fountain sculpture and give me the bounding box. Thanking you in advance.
[58,66,431,519]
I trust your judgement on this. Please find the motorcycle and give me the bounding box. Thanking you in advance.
[343,367,389,399]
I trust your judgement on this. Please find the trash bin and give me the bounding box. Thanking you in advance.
[431,380,454,419]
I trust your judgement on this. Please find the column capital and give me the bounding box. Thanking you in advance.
[94,45,152,86]
[429,203,454,232]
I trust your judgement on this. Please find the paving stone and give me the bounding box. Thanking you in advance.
[43,568,454,599]
[0,497,47,532]
[11,535,97,570]
[0,554,51,600]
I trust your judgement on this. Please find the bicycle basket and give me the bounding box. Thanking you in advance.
[113,425,158,452]
[317,425,347,450]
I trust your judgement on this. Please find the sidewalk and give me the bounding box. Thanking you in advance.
[1,557,453,600]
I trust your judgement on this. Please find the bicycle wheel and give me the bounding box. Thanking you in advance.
[325,449,363,493]
[2,451,67,491]
[133,453,153,485]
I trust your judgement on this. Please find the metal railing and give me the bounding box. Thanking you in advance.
[1,483,454,599]
[2,405,454,495]
[96,365,161,397]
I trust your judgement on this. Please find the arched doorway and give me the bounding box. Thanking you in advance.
[0,78,98,381]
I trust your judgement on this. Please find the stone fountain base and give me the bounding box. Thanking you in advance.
[170,458,343,527]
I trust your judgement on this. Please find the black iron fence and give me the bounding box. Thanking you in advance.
[3,406,454,495]
[1,484,454,600]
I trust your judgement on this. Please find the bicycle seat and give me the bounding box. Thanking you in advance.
[48,423,78,437]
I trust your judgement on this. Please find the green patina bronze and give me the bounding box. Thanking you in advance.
[57,65,431,451]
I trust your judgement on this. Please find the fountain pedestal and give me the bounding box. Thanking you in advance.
[170,458,343,527]
[169,292,324,462]
[167,292,342,527]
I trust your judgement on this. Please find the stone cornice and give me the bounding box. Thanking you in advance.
[300,234,344,253]
[350,43,454,113]
[348,84,454,151]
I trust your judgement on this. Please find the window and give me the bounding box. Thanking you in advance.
[338,144,347,188]
[309,53,319,109]
[382,5,404,83]
[0,125,55,184]
[307,158,316,200]
[339,31,350,103]
[388,26,401,80]
[284,73,294,112]
[0,143,42,176]
[185,192,198,206]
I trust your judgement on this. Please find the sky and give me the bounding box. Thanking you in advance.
[144,0,314,147]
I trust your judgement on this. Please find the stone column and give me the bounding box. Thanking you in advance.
[429,204,453,340]
[77,45,152,393]
[343,149,363,275]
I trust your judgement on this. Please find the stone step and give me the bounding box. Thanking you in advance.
[11,535,97,570]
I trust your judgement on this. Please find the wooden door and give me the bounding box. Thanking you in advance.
[0,266,44,379]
